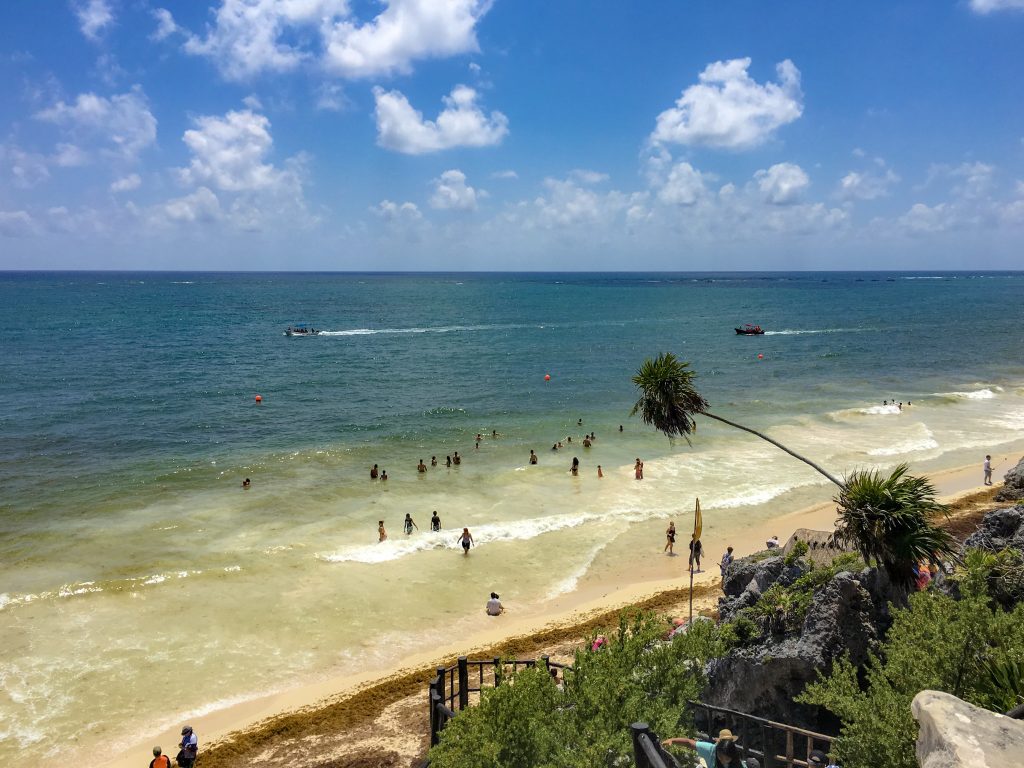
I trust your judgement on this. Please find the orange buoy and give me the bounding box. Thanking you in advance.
[544,374,551,381]
[255,394,263,403]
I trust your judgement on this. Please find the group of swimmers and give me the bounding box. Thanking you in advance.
[882,399,911,410]
[376,513,477,554]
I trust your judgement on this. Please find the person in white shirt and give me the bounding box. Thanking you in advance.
[766,535,780,550]
[486,592,504,616]
[984,455,993,486]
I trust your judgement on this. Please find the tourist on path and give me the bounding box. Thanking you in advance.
[177,726,198,768]
[664,522,676,555]
[430,511,441,531]
[404,513,418,535]
[486,592,504,615]
[662,728,744,768]
[149,746,170,768]
[458,527,474,553]
[720,546,734,574]
[689,538,703,573]
[984,454,993,485]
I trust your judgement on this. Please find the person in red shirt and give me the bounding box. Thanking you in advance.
[149,746,170,768]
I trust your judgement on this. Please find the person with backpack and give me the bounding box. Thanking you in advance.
[177,725,198,768]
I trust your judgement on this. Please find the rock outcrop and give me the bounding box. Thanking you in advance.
[963,506,1024,552]
[719,555,805,622]
[996,455,1024,502]
[912,690,1024,768]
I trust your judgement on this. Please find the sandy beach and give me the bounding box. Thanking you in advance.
[102,453,1019,768]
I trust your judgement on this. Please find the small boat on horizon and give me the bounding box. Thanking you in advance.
[284,324,321,337]
[735,324,765,335]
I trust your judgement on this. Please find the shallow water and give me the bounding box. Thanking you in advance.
[1,271,1023,763]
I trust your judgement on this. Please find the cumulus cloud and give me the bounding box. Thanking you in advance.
[151,8,178,41]
[178,109,294,192]
[657,162,711,206]
[651,58,803,150]
[838,161,900,201]
[373,85,508,154]
[315,82,349,112]
[528,176,630,229]
[35,87,156,161]
[74,0,114,41]
[1,145,51,187]
[0,210,36,237]
[110,173,141,192]
[373,199,423,222]
[491,169,518,179]
[159,187,223,223]
[53,143,90,168]
[430,169,482,211]
[176,0,490,82]
[969,0,1024,12]
[323,0,489,78]
[755,162,810,205]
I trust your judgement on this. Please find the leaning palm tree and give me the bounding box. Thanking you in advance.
[630,352,843,487]
[833,464,957,586]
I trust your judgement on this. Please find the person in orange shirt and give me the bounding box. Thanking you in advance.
[149,746,170,768]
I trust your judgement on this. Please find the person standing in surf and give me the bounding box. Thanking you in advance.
[430,511,441,531]
[404,513,418,535]
[378,521,387,542]
[457,527,474,554]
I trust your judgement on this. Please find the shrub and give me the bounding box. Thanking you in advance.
[783,539,809,566]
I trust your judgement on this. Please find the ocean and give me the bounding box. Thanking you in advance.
[2,271,1023,764]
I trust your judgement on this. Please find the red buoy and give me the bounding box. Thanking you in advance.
[255,394,263,403]
[544,374,551,381]
[757,354,764,360]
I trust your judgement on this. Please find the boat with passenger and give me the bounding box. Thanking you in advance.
[284,324,321,337]
[735,324,765,335]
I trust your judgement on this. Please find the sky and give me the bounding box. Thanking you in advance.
[1,0,1023,271]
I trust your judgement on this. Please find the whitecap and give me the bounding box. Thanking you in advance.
[935,389,996,400]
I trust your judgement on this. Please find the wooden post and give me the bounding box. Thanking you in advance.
[457,656,469,711]
[493,657,502,687]
[785,730,794,767]
[630,722,651,768]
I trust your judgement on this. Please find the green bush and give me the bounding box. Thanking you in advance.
[427,612,735,768]
[783,539,809,566]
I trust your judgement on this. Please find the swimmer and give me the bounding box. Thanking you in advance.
[529,449,538,464]
[567,436,572,443]
[635,458,643,480]
[453,452,461,465]
[458,527,474,553]
[431,456,437,466]
[551,443,558,451]
[378,521,387,542]
[557,441,563,448]
[241,478,251,489]
[404,513,418,535]
[618,425,623,432]
[417,459,427,473]
[571,457,579,476]
[446,455,452,468]
[370,464,379,479]
[583,436,592,448]
[597,465,603,478]
[492,430,499,438]
[590,432,596,441]
[577,418,583,426]
[430,511,441,531]
[380,470,388,481]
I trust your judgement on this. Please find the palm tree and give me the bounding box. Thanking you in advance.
[833,464,957,585]
[630,352,842,487]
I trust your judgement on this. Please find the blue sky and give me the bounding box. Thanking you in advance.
[1,0,1023,270]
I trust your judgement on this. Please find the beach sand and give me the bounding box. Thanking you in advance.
[102,455,1017,768]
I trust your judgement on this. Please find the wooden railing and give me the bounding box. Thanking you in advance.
[689,700,833,768]
[427,654,573,748]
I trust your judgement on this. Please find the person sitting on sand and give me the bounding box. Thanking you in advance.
[458,527,474,553]
[486,592,504,615]
[430,511,441,531]
[150,746,171,768]
[663,728,745,768]
[404,513,418,535]
[529,449,538,464]
[664,521,676,554]
[370,464,379,479]
[766,535,780,549]
[571,457,579,476]
[417,459,427,473]
[378,521,387,542]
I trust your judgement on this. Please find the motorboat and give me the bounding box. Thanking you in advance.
[735,324,765,335]
[284,324,320,336]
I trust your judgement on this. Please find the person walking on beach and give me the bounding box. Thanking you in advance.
[417,459,427,473]
[378,521,388,542]
[149,746,170,768]
[664,522,676,555]
[370,464,379,479]
[984,454,993,485]
[571,457,579,476]
[403,513,418,535]
[529,449,538,465]
[720,546,734,574]
[430,511,441,531]
[458,527,474,554]
[486,592,504,615]
[689,538,703,573]
[177,726,198,768]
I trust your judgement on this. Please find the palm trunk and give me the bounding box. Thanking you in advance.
[703,411,844,488]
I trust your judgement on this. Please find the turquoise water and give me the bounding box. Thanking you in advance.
[2,271,1024,763]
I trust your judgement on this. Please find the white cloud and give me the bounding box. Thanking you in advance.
[151,8,178,41]
[159,187,223,223]
[491,169,518,179]
[373,85,508,154]
[430,169,482,211]
[838,163,899,201]
[529,176,629,229]
[177,0,490,82]
[373,199,423,222]
[53,143,90,168]
[651,58,803,150]
[755,162,810,205]
[0,210,36,237]
[657,162,711,206]
[323,0,489,78]
[1,145,51,187]
[569,169,609,184]
[969,0,1024,13]
[178,109,294,192]
[74,0,114,41]
[35,87,156,161]
[950,161,994,199]
[315,82,349,112]
[110,173,141,192]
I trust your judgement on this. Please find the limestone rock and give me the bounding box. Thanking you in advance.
[996,455,1024,502]
[719,556,806,622]
[963,506,1024,552]
[912,689,1024,768]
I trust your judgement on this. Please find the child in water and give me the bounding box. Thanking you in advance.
[378,521,387,542]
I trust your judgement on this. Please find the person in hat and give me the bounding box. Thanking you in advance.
[662,728,745,767]
[177,726,198,768]
[808,748,830,767]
